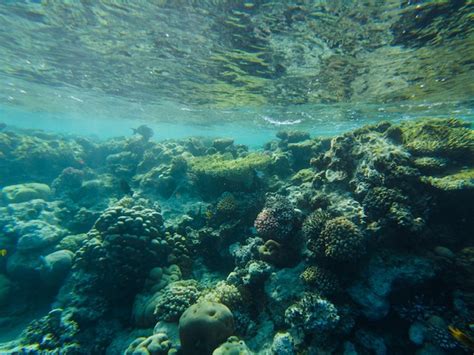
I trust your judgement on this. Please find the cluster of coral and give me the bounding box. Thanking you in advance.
[0,118,473,354]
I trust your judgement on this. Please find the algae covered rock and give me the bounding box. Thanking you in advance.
[399,118,474,160]
[1,183,51,203]
[421,168,474,191]
[188,152,271,194]
[16,220,66,251]
[179,301,234,355]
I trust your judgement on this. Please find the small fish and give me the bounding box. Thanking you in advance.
[132,125,154,140]
[119,179,133,196]
[255,169,265,179]
[0,249,7,257]
[448,325,474,350]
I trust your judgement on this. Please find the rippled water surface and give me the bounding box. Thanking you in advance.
[0,1,472,136]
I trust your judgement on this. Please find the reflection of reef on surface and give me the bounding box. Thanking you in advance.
[0,1,472,109]
[0,118,473,354]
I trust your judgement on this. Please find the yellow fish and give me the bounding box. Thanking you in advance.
[448,325,474,351]
[0,249,7,257]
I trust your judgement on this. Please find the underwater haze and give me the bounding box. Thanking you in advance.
[0,1,473,354]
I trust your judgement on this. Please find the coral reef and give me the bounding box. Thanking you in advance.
[153,280,202,322]
[0,118,472,354]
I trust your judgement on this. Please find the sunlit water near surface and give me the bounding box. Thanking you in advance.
[0,0,473,142]
[0,1,473,354]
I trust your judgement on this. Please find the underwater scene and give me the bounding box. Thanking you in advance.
[0,1,473,354]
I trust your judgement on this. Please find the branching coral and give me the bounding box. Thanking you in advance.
[285,293,339,333]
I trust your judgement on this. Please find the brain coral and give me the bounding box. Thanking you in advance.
[179,301,234,355]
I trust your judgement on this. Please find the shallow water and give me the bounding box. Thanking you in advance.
[0,1,473,354]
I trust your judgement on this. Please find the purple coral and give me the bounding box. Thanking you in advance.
[254,195,297,242]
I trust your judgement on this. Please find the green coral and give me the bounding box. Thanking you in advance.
[399,118,474,160]
[421,168,474,191]
[290,168,314,184]
[189,153,271,192]
[216,193,238,217]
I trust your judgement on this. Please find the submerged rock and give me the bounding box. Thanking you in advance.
[179,301,234,355]
[1,183,51,204]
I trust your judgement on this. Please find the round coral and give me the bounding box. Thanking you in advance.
[179,301,234,355]
[316,217,366,261]
[254,195,297,242]
[74,197,167,303]
[300,265,340,296]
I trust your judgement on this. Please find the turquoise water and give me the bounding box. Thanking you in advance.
[0,1,473,354]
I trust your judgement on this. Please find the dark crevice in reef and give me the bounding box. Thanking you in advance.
[0,118,473,354]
